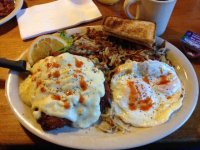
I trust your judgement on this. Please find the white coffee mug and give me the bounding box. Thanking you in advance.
[124,0,177,36]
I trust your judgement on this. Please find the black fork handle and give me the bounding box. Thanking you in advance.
[0,58,27,72]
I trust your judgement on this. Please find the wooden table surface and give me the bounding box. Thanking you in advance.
[0,0,200,148]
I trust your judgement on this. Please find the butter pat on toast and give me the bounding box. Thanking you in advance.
[103,16,156,48]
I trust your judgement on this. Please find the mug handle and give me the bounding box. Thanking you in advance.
[123,0,140,19]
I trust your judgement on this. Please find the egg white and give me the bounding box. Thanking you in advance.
[111,60,184,127]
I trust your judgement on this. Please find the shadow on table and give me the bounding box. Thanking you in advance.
[5,125,200,150]
[0,79,5,89]
[0,142,200,150]
[0,1,28,36]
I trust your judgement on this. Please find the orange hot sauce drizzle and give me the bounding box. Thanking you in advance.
[48,73,52,78]
[158,73,172,85]
[40,87,46,93]
[127,81,153,111]
[142,76,150,84]
[79,94,85,103]
[64,101,70,109]
[75,58,83,68]
[52,62,60,68]
[138,97,153,111]
[129,103,137,111]
[67,64,72,67]
[46,62,60,68]
[52,70,60,78]
[159,75,169,85]
[127,81,137,111]
[73,74,78,78]
[51,94,61,100]
[46,62,52,68]
[36,80,42,88]
[80,76,87,91]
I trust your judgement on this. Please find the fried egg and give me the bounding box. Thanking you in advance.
[111,60,184,127]
[19,53,105,128]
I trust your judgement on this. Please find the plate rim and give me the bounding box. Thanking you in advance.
[5,25,199,149]
[0,0,24,25]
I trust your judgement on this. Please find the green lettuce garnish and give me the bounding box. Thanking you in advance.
[55,31,73,54]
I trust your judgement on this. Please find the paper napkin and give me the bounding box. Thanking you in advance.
[17,0,102,40]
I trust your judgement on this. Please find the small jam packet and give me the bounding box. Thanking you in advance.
[181,31,200,58]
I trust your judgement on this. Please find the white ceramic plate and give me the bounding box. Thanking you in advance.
[6,26,199,150]
[0,0,23,25]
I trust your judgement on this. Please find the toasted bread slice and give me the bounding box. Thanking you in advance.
[102,16,156,48]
